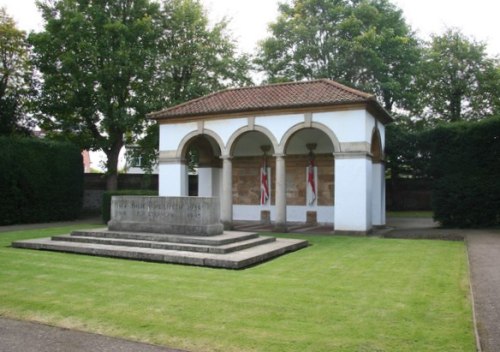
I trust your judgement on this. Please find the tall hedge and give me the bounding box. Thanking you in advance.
[0,137,83,225]
[424,117,500,227]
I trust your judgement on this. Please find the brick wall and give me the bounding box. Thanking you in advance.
[285,154,334,206]
[232,156,276,205]
[232,154,334,206]
[83,174,158,212]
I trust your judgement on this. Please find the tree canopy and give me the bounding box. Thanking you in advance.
[256,0,421,112]
[417,29,500,122]
[134,0,252,173]
[0,8,33,136]
[30,0,251,189]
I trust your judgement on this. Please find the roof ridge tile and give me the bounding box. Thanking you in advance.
[148,79,391,123]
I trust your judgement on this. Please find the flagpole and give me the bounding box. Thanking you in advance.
[260,145,271,206]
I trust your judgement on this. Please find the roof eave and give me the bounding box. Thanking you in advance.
[149,100,373,121]
[366,99,394,125]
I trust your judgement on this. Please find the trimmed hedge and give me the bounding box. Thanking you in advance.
[101,189,158,224]
[424,117,500,227]
[0,137,83,225]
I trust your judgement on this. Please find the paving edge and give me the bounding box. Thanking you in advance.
[465,236,483,352]
[0,316,188,352]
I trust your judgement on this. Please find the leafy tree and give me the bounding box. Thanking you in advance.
[31,0,251,186]
[156,0,252,107]
[30,0,161,190]
[419,29,500,122]
[133,0,252,173]
[385,120,431,180]
[256,0,421,112]
[0,8,34,136]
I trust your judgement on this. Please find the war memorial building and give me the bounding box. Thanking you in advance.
[149,79,391,235]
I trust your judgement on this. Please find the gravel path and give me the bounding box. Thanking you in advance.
[467,232,500,352]
[0,317,186,352]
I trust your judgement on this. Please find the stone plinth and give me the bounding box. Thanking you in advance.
[108,196,223,236]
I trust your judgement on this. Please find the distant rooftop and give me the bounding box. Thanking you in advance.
[149,79,392,123]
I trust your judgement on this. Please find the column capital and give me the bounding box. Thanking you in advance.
[273,153,286,159]
[220,155,233,160]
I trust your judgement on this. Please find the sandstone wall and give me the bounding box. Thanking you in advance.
[232,154,334,206]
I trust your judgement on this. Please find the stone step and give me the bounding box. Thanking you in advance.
[70,229,259,246]
[51,235,276,254]
[12,237,309,269]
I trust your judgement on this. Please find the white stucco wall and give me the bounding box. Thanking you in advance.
[233,205,334,224]
[313,110,368,144]
[371,163,386,226]
[159,123,197,151]
[159,163,188,196]
[158,108,387,232]
[205,118,247,147]
[334,157,373,232]
[255,114,304,144]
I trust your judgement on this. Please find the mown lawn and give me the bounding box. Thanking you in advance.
[0,226,475,352]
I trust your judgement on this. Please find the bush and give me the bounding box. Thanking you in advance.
[0,137,83,225]
[425,117,500,227]
[101,189,158,224]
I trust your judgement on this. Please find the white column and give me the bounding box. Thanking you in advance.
[159,161,188,196]
[371,162,386,226]
[221,156,233,229]
[274,153,287,232]
[197,167,213,197]
[334,153,372,234]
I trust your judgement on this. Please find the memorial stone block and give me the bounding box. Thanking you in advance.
[108,196,223,236]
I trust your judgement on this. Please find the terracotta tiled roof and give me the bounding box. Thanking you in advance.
[149,79,392,123]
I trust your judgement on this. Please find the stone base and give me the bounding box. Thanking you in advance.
[260,210,271,224]
[333,229,373,236]
[306,211,317,225]
[12,229,308,269]
[273,223,288,233]
[108,220,224,237]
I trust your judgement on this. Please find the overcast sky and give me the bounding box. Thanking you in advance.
[2,0,500,56]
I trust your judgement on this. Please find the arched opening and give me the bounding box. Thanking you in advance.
[230,130,276,222]
[284,127,335,224]
[371,127,385,226]
[181,134,222,196]
[371,128,383,163]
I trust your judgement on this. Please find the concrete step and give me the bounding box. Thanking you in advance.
[70,229,259,246]
[51,235,276,254]
[12,237,308,269]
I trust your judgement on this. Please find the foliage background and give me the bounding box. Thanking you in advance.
[0,137,83,224]
[424,116,500,227]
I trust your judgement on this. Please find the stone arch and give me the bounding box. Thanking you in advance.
[279,121,341,154]
[229,128,277,209]
[282,124,337,208]
[176,129,224,159]
[371,127,384,163]
[226,125,279,157]
[175,132,224,197]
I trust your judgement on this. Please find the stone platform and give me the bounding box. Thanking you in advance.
[12,229,308,269]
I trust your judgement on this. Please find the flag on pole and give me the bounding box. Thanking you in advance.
[261,160,270,205]
[307,158,316,205]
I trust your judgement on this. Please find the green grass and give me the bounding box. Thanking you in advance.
[0,226,474,351]
[387,211,434,218]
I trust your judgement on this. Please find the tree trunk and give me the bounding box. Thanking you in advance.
[105,142,123,191]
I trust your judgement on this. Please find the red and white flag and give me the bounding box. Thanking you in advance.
[260,161,270,205]
[307,158,316,205]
